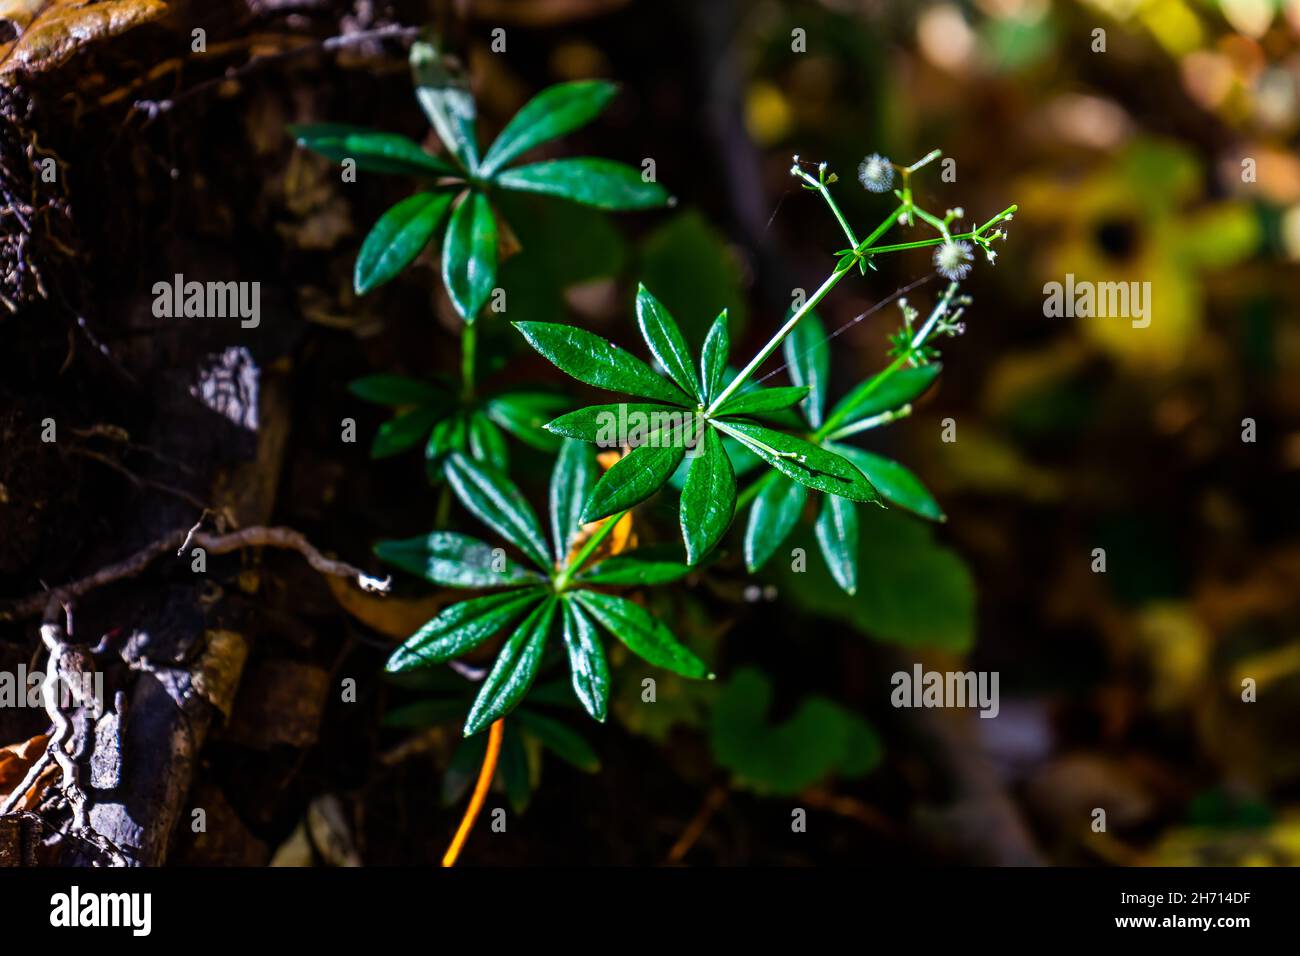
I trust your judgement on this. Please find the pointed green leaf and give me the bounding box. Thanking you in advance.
[444,453,551,571]
[354,191,453,295]
[514,321,691,404]
[484,391,568,451]
[441,191,498,322]
[289,124,457,177]
[515,708,601,770]
[827,443,945,521]
[479,80,618,177]
[815,492,859,594]
[375,532,544,588]
[544,403,685,444]
[572,590,711,679]
[349,374,448,407]
[425,411,468,473]
[410,39,479,172]
[680,427,735,565]
[467,412,509,472]
[714,385,810,418]
[550,438,597,564]
[370,405,442,459]
[825,363,942,432]
[744,474,805,572]
[636,284,700,400]
[699,311,729,404]
[386,589,545,671]
[496,158,670,210]
[577,545,692,585]
[718,421,880,504]
[784,310,829,427]
[464,598,557,734]
[582,440,685,522]
[559,598,609,722]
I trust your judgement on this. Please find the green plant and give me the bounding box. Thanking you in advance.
[370,145,1012,736]
[517,157,1013,579]
[740,289,960,594]
[305,51,1015,850]
[385,669,599,813]
[292,38,670,487]
[376,442,709,735]
[292,39,668,309]
[711,668,881,795]
[347,372,567,480]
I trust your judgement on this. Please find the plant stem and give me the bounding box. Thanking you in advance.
[707,260,853,414]
[461,322,477,401]
[853,204,1015,258]
[824,403,913,441]
[441,718,503,867]
[435,484,452,527]
[854,230,974,256]
[794,167,859,249]
[554,509,628,589]
[815,282,961,439]
[859,202,907,250]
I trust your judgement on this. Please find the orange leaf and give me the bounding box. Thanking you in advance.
[0,733,57,811]
[0,0,168,76]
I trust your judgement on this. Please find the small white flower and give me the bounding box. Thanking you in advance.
[857,153,894,193]
[933,240,974,280]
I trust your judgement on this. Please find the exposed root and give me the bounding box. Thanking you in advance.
[2,523,390,621]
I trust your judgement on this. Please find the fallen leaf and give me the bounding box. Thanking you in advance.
[0,732,57,811]
[325,573,450,639]
[0,0,168,77]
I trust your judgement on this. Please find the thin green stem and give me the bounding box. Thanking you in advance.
[906,149,943,173]
[853,203,1015,258]
[911,205,951,239]
[554,509,627,590]
[909,281,960,349]
[814,355,909,440]
[460,322,477,401]
[707,259,854,414]
[794,167,859,249]
[855,231,976,256]
[816,282,961,438]
[824,403,913,442]
[859,202,907,251]
[977,204,1018,233]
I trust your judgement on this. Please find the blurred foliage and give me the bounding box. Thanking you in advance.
[772,507,976,652]
[711,668,881,795]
